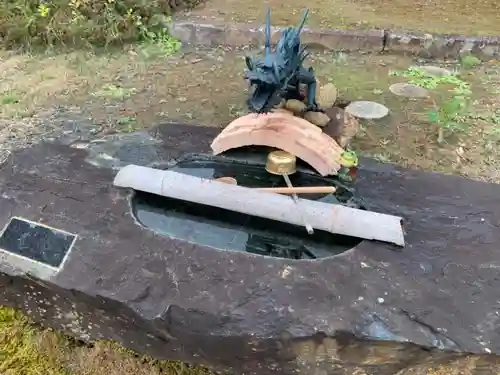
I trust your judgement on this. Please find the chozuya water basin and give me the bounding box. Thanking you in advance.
[131,149,366,260]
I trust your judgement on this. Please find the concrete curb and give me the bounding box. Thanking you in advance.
[171,20,500,59]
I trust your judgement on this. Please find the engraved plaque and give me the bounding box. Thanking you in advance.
[0,217,77,269]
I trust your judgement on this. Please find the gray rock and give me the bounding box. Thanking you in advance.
[389,83,429,98]
[345,100,389,119]
[1,124,500,375]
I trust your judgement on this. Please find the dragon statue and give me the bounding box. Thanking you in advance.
[244,8,319,113]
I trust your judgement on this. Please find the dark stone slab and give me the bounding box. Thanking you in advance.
[1,123,500,374]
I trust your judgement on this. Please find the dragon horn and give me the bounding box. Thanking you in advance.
[265,7,271,55]
[295,8,309,35]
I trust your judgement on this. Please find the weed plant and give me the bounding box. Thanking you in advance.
[0,0,199,49]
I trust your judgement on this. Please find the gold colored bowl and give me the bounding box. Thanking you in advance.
[265,150,297,176]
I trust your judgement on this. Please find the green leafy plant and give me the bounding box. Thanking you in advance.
[93,84,137,99]
[460,54,482,69]
[0,91,20,105]
[137,24,182,58]
[117,115,138,132]
[0,0,194,50]
[391,68,472,144]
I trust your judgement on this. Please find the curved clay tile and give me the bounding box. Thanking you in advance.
[211,112,345,176]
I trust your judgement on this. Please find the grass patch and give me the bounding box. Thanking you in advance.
[0,306,217,375]
[460,55,482,70]
[93,84,137,100]
[0,307,68,375]
[117,114,139,132]
[0,91,20,105]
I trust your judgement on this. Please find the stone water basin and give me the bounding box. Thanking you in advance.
[2,124,500,375]
[132,152,365,260]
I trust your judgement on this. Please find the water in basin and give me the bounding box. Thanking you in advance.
[132,153,364,260]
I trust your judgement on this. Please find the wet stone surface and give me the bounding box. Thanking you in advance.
[1,123,500,374]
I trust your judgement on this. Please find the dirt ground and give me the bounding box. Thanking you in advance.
[1,46,500,180]
[2,45,500,374]
[180,0,500,35]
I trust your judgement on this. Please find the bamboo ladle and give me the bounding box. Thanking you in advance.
[215,176,337,195]
[215,151,337,236]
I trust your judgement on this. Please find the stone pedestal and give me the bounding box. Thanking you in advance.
[1,124,500,375]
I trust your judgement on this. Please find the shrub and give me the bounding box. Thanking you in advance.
[0,0,201,49]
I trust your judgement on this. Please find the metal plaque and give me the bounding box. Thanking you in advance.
[0,217,77,269]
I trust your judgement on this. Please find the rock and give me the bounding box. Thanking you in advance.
[389,82,429,98]
[285,99,307,115]
[4,124,500,375]
[317,83,338,108]
[416,65,452,77]
[323,107,360,147]
[303,111,330,127]
[345,100,389,120]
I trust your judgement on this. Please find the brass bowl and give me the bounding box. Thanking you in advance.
[265,150,297,176]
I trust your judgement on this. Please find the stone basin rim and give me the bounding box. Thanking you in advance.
[128,187,366,262]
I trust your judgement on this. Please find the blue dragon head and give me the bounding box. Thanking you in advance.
[244,8,310,113]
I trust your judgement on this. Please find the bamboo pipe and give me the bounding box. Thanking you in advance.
[113,165,406,247]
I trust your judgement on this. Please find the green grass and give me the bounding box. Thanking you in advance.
[0,91,20,105]
[0,308,68,375]
[0,306,216,375]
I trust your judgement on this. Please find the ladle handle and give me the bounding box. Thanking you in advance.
[283,174,314,235]
[256,186,337,194]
